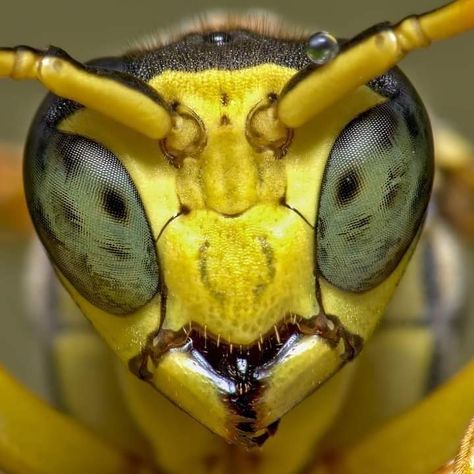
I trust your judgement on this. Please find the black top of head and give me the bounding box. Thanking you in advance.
[124,30,311,82]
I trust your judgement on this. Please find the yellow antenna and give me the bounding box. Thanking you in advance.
[278,0,474,128]
[0,46,172,140]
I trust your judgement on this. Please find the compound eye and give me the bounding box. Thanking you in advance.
[25,132,159,314]
[316,96,433,292]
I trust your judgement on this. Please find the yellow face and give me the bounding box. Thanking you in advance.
[23,31,433,446]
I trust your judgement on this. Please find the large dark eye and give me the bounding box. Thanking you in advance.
[316,73,434,292]
[24,131,159,314]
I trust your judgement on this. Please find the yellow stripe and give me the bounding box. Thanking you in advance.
[313,361,474,474]
[278,0,474,128]
[278,31,402,128]
[38,55,172,139]
[0,47,172,139]
[0,364,152,473]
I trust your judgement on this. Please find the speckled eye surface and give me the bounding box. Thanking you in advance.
[24,131,159,314]
[316,72,434,292]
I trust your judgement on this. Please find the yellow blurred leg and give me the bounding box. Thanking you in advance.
[0,364,154,474]
[312,361,474,474]
[54,329,153,459]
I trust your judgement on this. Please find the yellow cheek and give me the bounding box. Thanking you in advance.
[319,232,420,341]
[56,271,162,364]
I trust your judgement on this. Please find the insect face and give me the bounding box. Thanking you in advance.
[17,24,437,446]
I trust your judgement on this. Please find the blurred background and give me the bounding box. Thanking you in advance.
[0,0,473,399]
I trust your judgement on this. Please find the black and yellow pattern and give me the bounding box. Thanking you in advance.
[0,1,473,473]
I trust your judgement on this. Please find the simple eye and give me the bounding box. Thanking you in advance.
[24,132,159,314]
[316,94,433,292]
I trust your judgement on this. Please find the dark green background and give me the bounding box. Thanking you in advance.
[0,0,473,398]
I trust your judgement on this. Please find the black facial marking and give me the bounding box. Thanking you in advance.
[101,188,128,221]
[125,30,311,83]
[336,170,361,206]
[221,93,229,106]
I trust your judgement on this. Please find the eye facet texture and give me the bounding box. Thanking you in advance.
[25,132,159,314]
[317,91,433,292]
